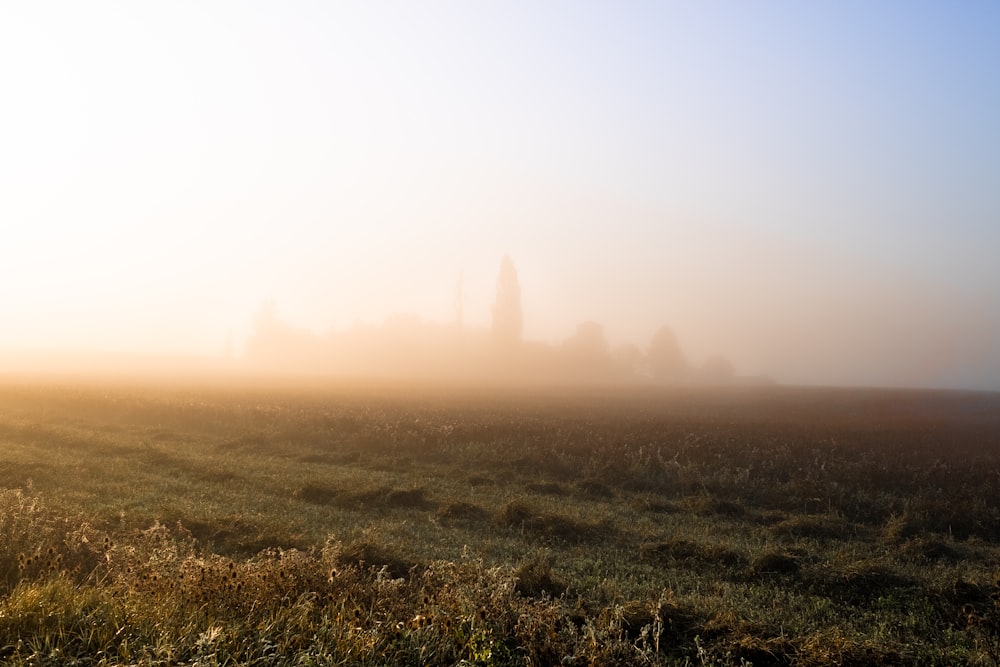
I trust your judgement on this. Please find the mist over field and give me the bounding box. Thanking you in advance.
[2,3,998,391]
[2,7,1000,660]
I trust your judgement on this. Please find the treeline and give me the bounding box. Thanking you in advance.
[243,257,760,385]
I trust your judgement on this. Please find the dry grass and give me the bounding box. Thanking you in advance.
[0,382,997,664]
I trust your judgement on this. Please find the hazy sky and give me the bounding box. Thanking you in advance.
[2,2,998,389]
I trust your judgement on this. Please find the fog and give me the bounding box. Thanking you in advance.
[2,247,996,391]
[2,3,998,391]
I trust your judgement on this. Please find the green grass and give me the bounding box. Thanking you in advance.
[0,380,998,664]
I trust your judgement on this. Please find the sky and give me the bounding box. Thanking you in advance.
[1,1,998,389]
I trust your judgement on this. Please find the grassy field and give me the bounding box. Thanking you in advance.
[0,379,998,665]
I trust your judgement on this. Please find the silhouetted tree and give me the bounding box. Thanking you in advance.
[492,255,522,348]
[562,321,612,375]
[244,301,326,370]
[648,325,688,380]
[612,343,645,377]
[701,355,735,382]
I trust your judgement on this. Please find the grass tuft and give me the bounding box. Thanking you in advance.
[751,551,801,576]
[513,551,568,598]
[338,540,417,579]
[435,501,489,523]
[495,499,613,544]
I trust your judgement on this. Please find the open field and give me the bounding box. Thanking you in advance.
[0,380,999,665]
